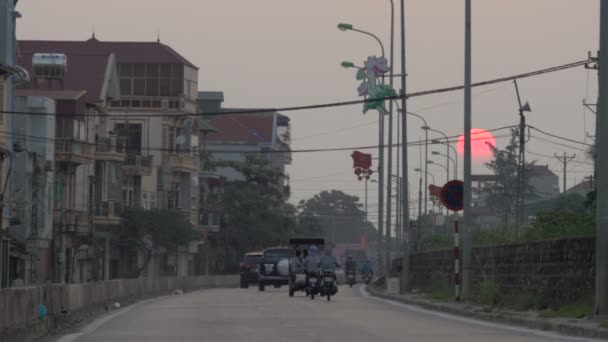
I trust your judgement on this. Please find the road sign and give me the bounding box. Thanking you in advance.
[440,180,464,212]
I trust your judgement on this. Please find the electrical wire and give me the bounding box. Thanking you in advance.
[528,126,593,147]
[3,59,592,118]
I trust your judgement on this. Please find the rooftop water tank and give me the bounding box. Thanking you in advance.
[32,53,67,79]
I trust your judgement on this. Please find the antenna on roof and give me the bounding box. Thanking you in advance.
[92,24,96,39]
[157,29,160,43]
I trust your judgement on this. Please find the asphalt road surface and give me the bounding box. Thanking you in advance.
[55,285,599,342]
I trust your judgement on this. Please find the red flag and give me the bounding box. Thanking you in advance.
[428,184,443,198]
[351,151,372,170]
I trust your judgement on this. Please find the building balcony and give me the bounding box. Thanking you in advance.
[122,154,153,176]
[95,137,127,162]
[55,140,93,164]
[94,201,124,226]
[167,153,197,174]
[53,209,89,235]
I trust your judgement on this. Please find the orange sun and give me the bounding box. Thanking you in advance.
[456,128,496,162]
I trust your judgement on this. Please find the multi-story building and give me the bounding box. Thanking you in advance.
[17,37,202,281]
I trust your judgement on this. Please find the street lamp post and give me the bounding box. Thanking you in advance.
[339,23,389,275]
[432,152,456,180]
[401,110,429,216]
[423,126,451,186]
[432,139,458,180]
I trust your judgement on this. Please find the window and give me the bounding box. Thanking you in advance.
[117,63,184,98]
[114,123,142,154]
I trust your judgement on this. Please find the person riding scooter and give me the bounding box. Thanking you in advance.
[345,256,357,286]
[303,245,321,296]
[360,257,373,284]
[319,247,340,294]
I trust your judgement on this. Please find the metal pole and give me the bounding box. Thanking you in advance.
[424,130,428,215]
[399,0,410,293]
[385,0,395,270]
[462,0,473,301]
[377,109,385,275]
[597,0,608,315]
[365,178,368,221]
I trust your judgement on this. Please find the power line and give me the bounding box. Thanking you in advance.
[3,59,592,118]
[528,126,593,147]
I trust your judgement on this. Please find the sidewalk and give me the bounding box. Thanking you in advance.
[367,285,608,340]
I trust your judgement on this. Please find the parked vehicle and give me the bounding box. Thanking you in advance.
[258,247,292,291]
[240,251,263,288]
[288,237,325,297]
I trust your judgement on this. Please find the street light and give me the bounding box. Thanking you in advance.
[432,151,456,180]
[432,138,458,179]
[398,109,429,216]
[422,125,451,187]
[337,23,386,58]
[338,22,389,275]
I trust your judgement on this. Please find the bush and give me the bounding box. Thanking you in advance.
[526,210,594,240]
[475,279,503,306]
[418,235,452,251]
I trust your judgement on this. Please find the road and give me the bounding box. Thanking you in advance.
[56,285,598,342]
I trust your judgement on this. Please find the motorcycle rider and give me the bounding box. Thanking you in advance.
[319,247,340,294]
[289,249,304,281]
[345,256,357,276]
[360,257,373,279]
[345,255,357,284]
[303,245,321,286]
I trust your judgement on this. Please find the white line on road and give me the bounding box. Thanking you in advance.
[359,286,602,342]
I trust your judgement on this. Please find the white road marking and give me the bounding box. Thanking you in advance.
[359,286,602,342]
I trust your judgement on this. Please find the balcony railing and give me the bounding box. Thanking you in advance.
[95,201,124,217]
[123,154,153,176]
[96,137,127,153]
[167,152,197,173]
[55,140,93,164]
[95,137,127,161]
[53,209,89,234]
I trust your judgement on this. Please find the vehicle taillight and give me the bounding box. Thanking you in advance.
[240,262,249,270]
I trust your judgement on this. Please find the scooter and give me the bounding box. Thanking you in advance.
[346,271,356,288]
[306,271,320,300]
[362,272,372,285]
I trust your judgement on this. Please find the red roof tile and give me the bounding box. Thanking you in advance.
[207,112,275,144]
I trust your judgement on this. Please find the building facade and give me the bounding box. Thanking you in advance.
[16,37,203,282]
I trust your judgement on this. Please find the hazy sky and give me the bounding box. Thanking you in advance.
[16,1,599,224]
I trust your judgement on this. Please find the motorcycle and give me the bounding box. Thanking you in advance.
[362,272,372,285]
[320,270,337,302]
[345,271,356,288]
[306,271,320,300]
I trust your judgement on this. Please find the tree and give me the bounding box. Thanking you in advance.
[483,129,536,225]
[296,190,375,245]
[207,155,295,272]
[120,208,198,277]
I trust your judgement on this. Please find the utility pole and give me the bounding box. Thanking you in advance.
[513,80,531,228]
[385,0,395,277]
[29,153,40,285]
[554,153,576,193]
[462,0,473,301]
[57,174,66,284]
[399,0,410,293]
[596,0,608,316]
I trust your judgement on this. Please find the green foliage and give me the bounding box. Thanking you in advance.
[424,281,454,302]
[208,155,295,272]
[540,296,594,319]
[473,228,522,246]
[483,130,536,225]
[120,208,198,276]
[475,279,503,306]
[296,190,374,244]
[526,210,595,240]
[418,235,452,251]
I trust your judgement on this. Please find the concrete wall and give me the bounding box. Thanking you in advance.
[410,237,595,305]
[0,275,238,342]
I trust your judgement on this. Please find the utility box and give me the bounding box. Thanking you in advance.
[387,277,400,295]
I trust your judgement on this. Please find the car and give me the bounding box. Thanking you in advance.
[258,247,292,291]
[240,251,263,288]
[288,238,325,297]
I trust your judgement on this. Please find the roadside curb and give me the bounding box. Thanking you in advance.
[366,286,608,340]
